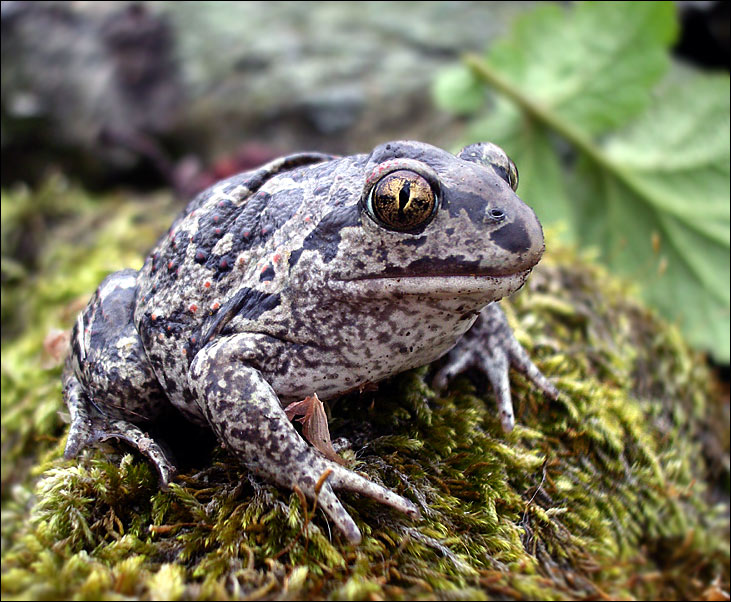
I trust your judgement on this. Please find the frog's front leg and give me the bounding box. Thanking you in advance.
[189,335,420,544]
[434,302,558,432]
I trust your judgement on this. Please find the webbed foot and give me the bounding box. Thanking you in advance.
[434,302,558,432]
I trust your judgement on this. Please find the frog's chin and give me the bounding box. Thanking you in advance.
[331,270,530,301]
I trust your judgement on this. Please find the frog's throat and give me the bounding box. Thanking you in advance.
[330,270,531,300]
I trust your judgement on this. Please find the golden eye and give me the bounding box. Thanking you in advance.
[456,142,519,191]
[369,170,436,232]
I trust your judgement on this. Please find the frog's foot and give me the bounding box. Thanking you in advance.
[278,454,420,544]
[63,375,177,485]
[433,302,558,433]
[190,337,420,544]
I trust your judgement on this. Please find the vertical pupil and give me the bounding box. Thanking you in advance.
[398,181,411,217]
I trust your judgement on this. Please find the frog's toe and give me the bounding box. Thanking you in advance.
[328,464,420,519]
[63,375,96,459]
[432,350,472,391]
[480,345,516,432]
[305,461,419,543]
[432,327,519,431]
[507,341,560,401]
[317,482,363,544]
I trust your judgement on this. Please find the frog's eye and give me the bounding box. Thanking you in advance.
[506,158,519,192]
[367,170,437,232]
[457,142,519,191]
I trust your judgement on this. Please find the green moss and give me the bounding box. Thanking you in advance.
[2,180,728,600]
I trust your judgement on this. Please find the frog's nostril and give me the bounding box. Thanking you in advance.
[488,208,506,222]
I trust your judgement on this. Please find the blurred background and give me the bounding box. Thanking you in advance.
[1,1,540,195]
[3,1,725,191]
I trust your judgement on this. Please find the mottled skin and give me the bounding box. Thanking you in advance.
[63,141,558,544]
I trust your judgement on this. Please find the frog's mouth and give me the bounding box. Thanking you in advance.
[331,268,531,300]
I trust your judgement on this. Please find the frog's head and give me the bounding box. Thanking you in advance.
[293,140,545,308]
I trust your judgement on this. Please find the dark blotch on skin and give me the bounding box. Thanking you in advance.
[489,218,531,253]
[492,164,509,184]
[443,188,493,224]
[259,264,275,282]
[380,255,481,278]
[299,204,361,264]
[288,247,304,269]
[216,254,234,276]
[195,288,281,350]
[401,236,427,248]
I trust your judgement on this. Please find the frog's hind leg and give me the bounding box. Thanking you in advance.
[63,371,177,484]
[63,269,177,484]
[189,335,420,544]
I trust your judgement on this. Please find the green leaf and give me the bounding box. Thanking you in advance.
[485,1,677,135]
[576,73,730,359]
[436,1,730,360]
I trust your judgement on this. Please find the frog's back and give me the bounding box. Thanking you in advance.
[132,152,338,400]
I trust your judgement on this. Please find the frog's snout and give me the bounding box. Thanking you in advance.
[487,201,545,274]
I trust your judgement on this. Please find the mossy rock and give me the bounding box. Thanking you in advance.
[1,179,729,600]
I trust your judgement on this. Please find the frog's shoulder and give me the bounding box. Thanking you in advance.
[182,152,339,218]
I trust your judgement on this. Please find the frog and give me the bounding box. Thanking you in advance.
[63,140,558,544]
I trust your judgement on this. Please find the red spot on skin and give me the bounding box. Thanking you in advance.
[190,336,197,344]
[215,228,221,235]
[211,301,220,311]
[213,215,220,223]
[189,304,198,313]
[204,281,212,288]
[272,253,282,263]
